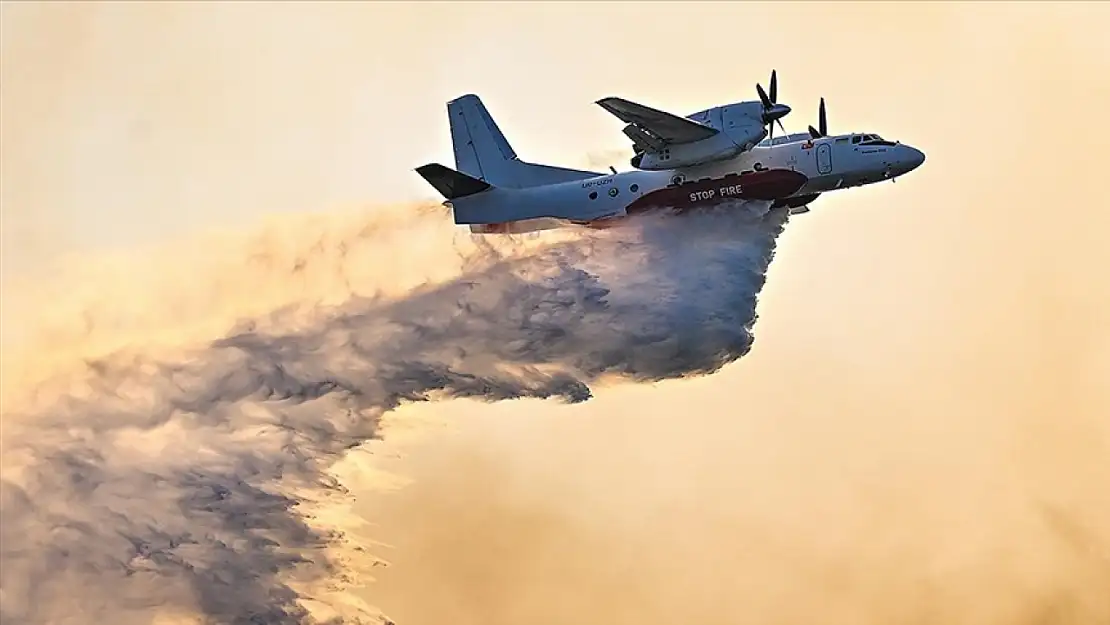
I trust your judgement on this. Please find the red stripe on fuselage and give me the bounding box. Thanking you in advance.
[625,168,807,215]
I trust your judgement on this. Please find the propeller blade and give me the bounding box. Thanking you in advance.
[807,98,828,139]
[756,83,772,109]
[769,70,777,104]
[818,97,827,136]
[776,118,787,135]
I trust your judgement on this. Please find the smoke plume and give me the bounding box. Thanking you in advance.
[0,202,789,624]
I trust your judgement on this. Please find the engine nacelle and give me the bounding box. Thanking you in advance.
[622,125,665,153]
[632,133,739,170]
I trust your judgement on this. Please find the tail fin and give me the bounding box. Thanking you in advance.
[449,94,517,182]
[447,94,603,188]
[415,163,492,200]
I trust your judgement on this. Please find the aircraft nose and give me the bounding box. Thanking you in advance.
[903,145,925,171]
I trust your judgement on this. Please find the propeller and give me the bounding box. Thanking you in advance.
[756,69,790,141]
[807,97,828,139]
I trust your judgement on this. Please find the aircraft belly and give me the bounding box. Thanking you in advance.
[795,178,828,194]
[470,218,564,234]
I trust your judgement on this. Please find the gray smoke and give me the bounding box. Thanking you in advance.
[0,204,789,625]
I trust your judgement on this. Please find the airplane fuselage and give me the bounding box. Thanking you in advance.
[464,133,925,233]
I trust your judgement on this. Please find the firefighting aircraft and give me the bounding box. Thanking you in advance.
[415,70,925,233]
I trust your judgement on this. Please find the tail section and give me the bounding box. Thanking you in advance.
[447,94,603,188]
[414,163,492,200]
[415,161,610,231]
[415,94,613,230]
[448,94,517,183]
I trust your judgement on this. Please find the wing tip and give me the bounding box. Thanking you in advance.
[596,96,629,107]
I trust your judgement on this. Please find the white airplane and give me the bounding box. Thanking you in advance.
[415,71,925,233]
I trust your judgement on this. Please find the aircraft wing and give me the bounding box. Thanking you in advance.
[596,97,719,146]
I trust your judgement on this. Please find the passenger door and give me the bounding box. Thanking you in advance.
[816,142,833,175]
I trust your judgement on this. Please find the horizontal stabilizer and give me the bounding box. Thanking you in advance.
[415,163,492,200]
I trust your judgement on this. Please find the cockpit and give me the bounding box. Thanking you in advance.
[851,133,897,146]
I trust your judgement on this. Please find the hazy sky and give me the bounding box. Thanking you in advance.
[5,1,1104,272]
[2,3,1108,624]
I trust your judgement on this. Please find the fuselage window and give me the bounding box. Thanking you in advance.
[589,191,598,200]
[609,187,619,197]
[630,184,639,193]
[671,174,684,185]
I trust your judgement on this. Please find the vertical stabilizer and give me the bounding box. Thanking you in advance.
[449,94,516,182]
[446,94,603,189]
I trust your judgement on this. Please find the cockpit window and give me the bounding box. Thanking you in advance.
[851,135,861,144]
[858,133,896,146]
